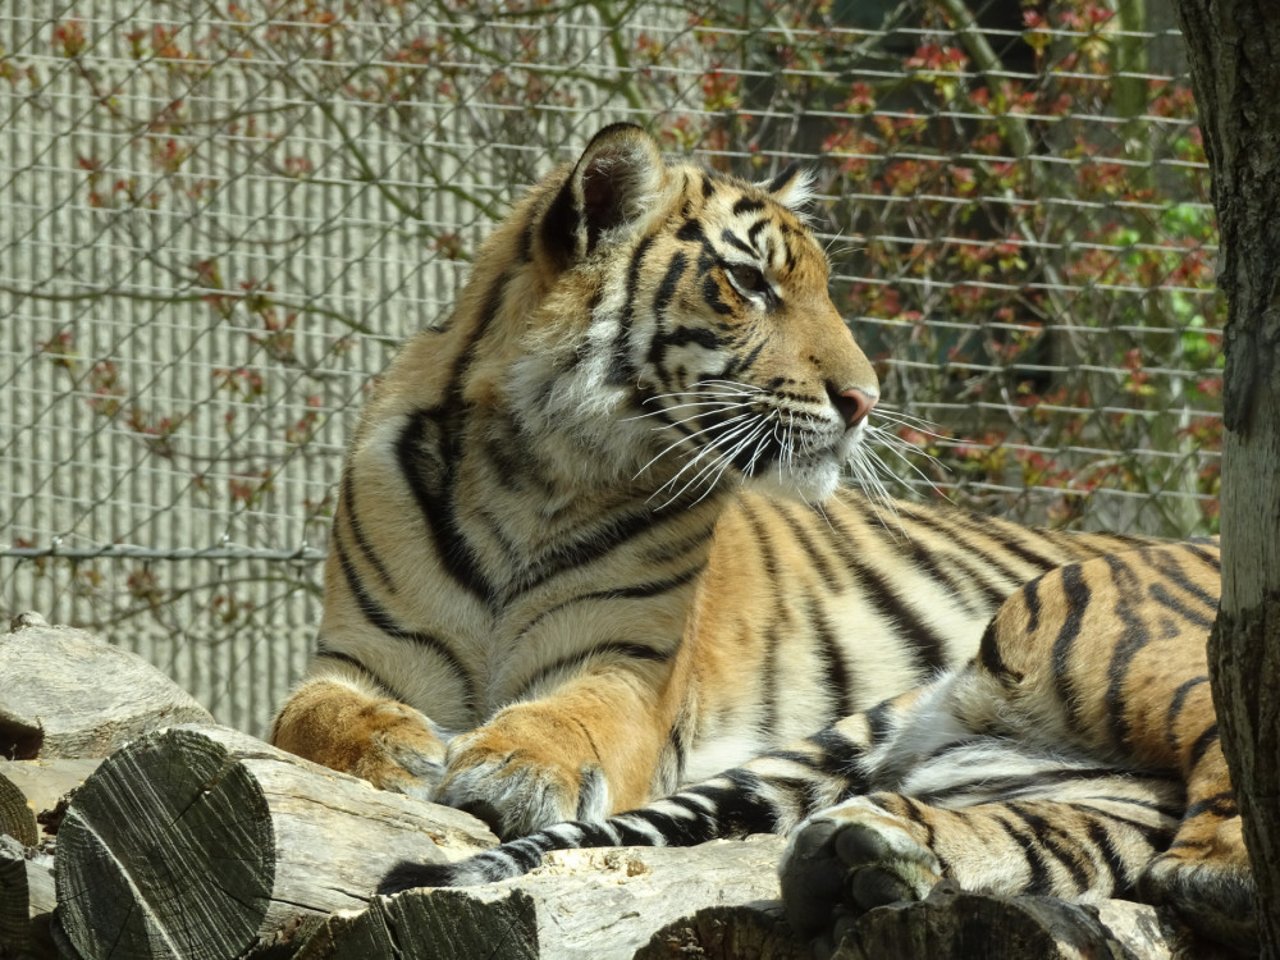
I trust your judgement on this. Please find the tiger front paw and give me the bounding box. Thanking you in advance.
[433,704,610,839]
[272,685,449,801]
[780,797,942,956]
[351,700,452,799]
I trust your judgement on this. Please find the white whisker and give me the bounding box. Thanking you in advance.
[634,412,753,481]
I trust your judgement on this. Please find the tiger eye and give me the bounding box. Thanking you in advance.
[729,263,770,295]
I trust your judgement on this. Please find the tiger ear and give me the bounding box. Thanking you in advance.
[542,123,665,267]
[760,163,818,213]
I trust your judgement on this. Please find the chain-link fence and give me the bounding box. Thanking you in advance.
[0,1,1221,736]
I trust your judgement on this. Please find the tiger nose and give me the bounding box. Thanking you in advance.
[827,385,877,428]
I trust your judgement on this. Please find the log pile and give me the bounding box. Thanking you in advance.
[0,614,1229,960]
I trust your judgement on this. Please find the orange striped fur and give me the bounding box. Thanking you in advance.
[270,123,1139,841]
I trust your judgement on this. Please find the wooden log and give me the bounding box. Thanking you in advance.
[0,834,58,960]
[286,836,789,960]
[830,881,1231,960]
[635,900,808,960]
[0,613,212,759]
[0,759,101,847]
[52,723,495,960]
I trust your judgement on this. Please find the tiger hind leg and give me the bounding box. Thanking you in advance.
[1138,744,1257,952]
[779,775,1180,953]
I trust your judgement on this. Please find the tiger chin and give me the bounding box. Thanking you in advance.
[269,122,1139,844]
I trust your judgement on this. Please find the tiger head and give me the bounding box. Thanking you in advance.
[470,123,879,504]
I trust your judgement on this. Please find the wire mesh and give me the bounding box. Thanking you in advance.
[0,0,1221,735]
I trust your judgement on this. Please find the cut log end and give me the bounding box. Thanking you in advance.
[52,724,495,960]
[56,728,275,960]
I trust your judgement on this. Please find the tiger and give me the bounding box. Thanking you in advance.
[269,121,1146,842]
[379,541,1256,955]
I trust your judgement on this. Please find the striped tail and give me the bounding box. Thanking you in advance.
[378,724,873,894]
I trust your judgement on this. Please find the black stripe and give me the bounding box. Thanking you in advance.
[332,534,475,706]
[1144,547,1219,610]
[676,219,705,243]
[918,765,1141,804]
[737,501,784,736]
[1084,818,1129,893]
[1051,563,1091,733]
[652,324,727,357]
[394,409,491,602]
[949,509,1072,572]
[1187,723,1221,770]
[1147,583,1215,629]
[1181,541,1221,570]
[977,620,1010,678]
[1103,553,1150,748]
[701,273,734,316]
[775,506,841,586]
[313,649,401,701]
[880,501,1026,604]
[608,234,657,383]
[817,509,950,674]
[732,197,765,216]
[761,623,782,742]
[511,506,685,598]
[854,500,996,620]
[721,336,766,380]
[991,812,1053,894]
[864,700,895,745]
[1024,574,1042,632]
[720,228,756,257]
[512,641,670,701]
[808,596,856,721]
[665,720,688,784]
[1183,790,1237,820]
[765,162,803,195]
[341,470,396,593]
[1165,675,1210,753]
[511,567,701,645]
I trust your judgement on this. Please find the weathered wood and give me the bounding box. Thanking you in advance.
[288,836,790,960]
[831,882,1231,960]
[0,834,57,960]
[635,900,808,960]
[0,613,212,760]
[52,724,496,960]
[0,759,101,847]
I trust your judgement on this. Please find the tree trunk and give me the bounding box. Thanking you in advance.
[1173,1,1280,956]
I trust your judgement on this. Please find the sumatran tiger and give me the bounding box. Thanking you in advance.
[381,541,1256,954]
[270,121,1141,836]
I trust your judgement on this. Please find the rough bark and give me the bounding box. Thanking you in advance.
[1173,1,1280,956]
[0,759,100,847]
[0,834,57,960]
[0,612,212,759]
[52,724,496,960]
[285,837,788,960]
